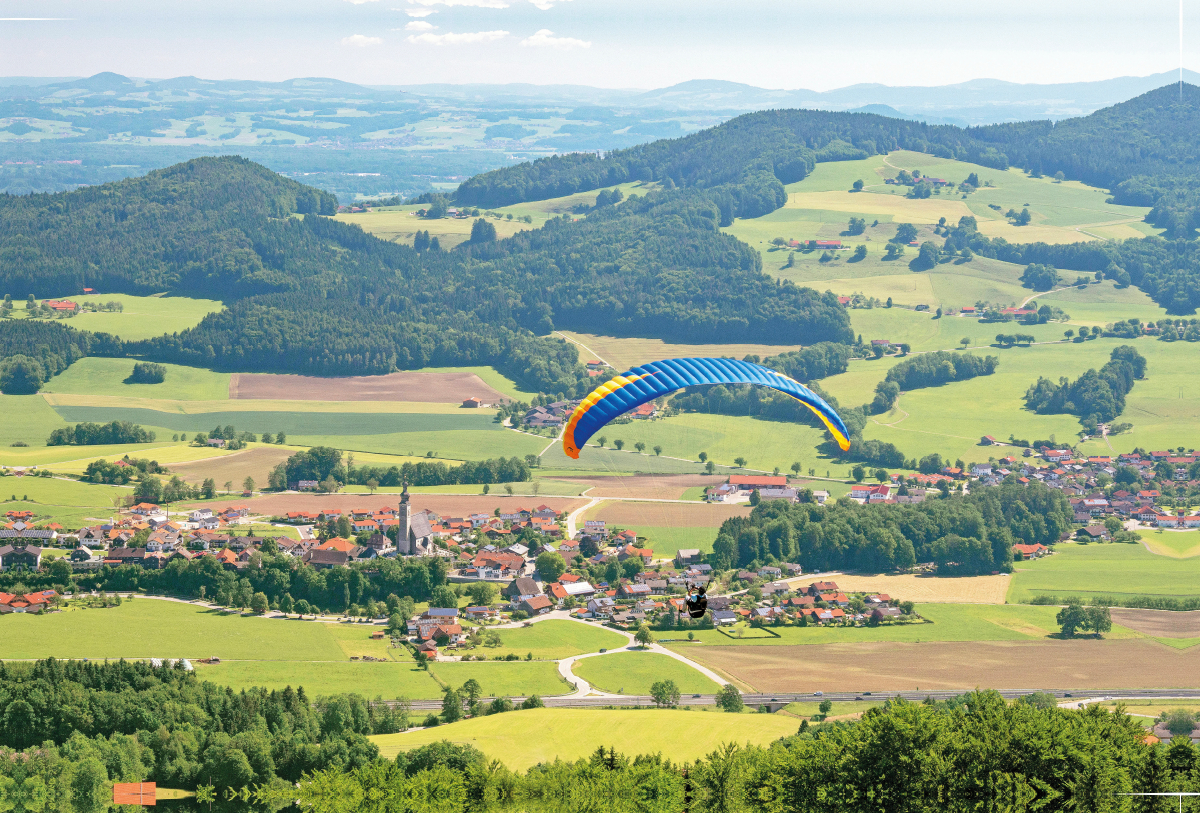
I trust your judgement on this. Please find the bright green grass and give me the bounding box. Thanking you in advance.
[0,600,349,660]
[370,707,799,770]
[493,181,659,224]
[1035,282,1169,326]
[296,429,544,461]
[197,660,442,698]
[571,651,720,695]
[1138,530,1200,557]
[428,661,572,697]
[53,294,223,341]
[457,620,627,661]
[1008,542,1200,602]
[43,358,231,400]
[405,479,586,497]
[0,440,184,468]
[552,413,840,476]
[856,340,1125,465]
[538,441,741,475]
[673,603,1115,647]
[624,526,717,556]
[0,395,70,447]
[783,700,884,717]
[0,476,132,526]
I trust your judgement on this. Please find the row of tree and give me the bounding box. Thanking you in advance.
[1024,346,1147,423]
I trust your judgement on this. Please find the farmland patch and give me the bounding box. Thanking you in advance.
[230,370,507,404]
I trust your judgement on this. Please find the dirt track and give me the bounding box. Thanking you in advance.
[229,371,506,404]
[685,639,1200,692]
[189,493,587,519]
[548,474,712,501]
[1110,608,1200,638]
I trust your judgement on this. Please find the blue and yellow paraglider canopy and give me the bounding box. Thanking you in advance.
[562,357,851,459]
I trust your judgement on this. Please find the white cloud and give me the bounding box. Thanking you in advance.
[404,20,436,30]
[406,0,510,8]
[404,8,436,16]
[528,0,571,9]
[341,34,384,46]
[519,28,590,49]
[343,0,380,4]
[406,29,509,45]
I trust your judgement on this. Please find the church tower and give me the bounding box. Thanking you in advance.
[398,479,412,555]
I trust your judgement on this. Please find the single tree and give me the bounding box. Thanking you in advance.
[734,456,747,468]
[960,337,971,349]
[1056,603,1088,637]
[650,679,680,708]
[852,179,864,192]
[250,592,269,614]
[634,623,655,647]
[242,476,255,494]
[653,445,662,456]
[634,442,646,453]
[716,684,744,713]
[614,439,625,450]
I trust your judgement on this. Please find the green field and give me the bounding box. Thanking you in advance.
[1008,543,1200,602]
[671,603,1141,648]
[296,429,545,461]
[197,660,442,698]
[429,661,571,697]
[571,651,721,695]
[457,620,627,661]
[41,294,223,341]
[370,707,799,770]
[0,395,70,448]
[623,526,718,556]
[44,357,232,400]
[0,475,132,526]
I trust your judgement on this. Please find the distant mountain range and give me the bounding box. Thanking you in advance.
[4,70,1198,125]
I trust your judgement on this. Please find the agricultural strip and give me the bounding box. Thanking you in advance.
[229,370,507,403]
[555,331,804,372]
[684,639,1200,693]
[787,572,1011,604]
[1109,609,1200,639]
[370,707,800,770]
[189,493,589,518]
[588,500,749,527]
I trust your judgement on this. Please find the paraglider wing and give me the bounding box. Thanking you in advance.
[561,357,851,459]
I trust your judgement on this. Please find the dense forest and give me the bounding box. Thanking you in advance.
[0,158,850,393]
[274,445,532,489]
[288,689,1155,813]
[0,658,390,795]
[710,480,1074,574]
[1024,346,1147,424]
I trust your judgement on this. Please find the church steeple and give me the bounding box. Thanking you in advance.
[398,477,412,554]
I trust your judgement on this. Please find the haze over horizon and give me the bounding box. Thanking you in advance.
[1,0,1196,91]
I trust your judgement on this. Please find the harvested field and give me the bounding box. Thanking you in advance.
[782,573,1008,604]
[590,500,750,527]
[166,446,295,487]
[548,474,711,500]
[230,371,506,404]
[687,639,1200,693]
[786,571,1009,604]
[1109,609,1200,639]
[189,493,587,519]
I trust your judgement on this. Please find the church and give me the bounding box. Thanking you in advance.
[396,482,434,554]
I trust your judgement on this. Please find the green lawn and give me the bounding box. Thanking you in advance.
[295,429,545,461]
[197,660,442,698]
[1008,543,1200,602]
[429,661,572,697]
[454,620,627,661]
[571,651,720,695]
[0,476,132,526]
[43,357,231,400]
[782,700,884,717]
[370,707,799,770]
[625,526,718,556]
[538,440,741,475]
[0,601,346,660]
[44,294,222,341]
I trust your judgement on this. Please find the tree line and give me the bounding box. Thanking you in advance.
[47,420,156,446]
[1024,346,1146,423]
[710,480,1074,575]
[271,445,532,490]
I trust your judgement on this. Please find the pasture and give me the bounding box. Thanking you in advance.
[369,707,799,770]
[58,294,223,340]
[0,394,70,448]
[44,357,232,400]
[588,500,749,529]
[164,445,296,487]
[197,660,442,698]
[619,526,718,557]
[0,475,131,526]
[1008,542,1200,602]
[685,638,1200,693]
[334,208,532,250]
[1137,530,1200,558]
[787,572,1011,605]
[465,620,627,661]
[570,651,721,695]
[429,661,571,698]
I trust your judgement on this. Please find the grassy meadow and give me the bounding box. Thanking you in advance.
[43,357,232,400]
[370,707,800,770]
[0,475,132,526]
[1008,543,1200,602]
[466,619,628,661]
[14,294,223,341]
[571,651,722,695]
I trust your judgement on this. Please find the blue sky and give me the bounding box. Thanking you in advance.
[0,0,1194,90]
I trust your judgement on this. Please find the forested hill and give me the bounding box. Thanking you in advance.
[0,157,850,392]
[457,84,1200,224]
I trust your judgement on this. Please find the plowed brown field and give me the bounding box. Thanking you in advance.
[1110,608,1200,638]
[684,639,1198,692]
[167,447,294,487]
[229,371,505,403]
